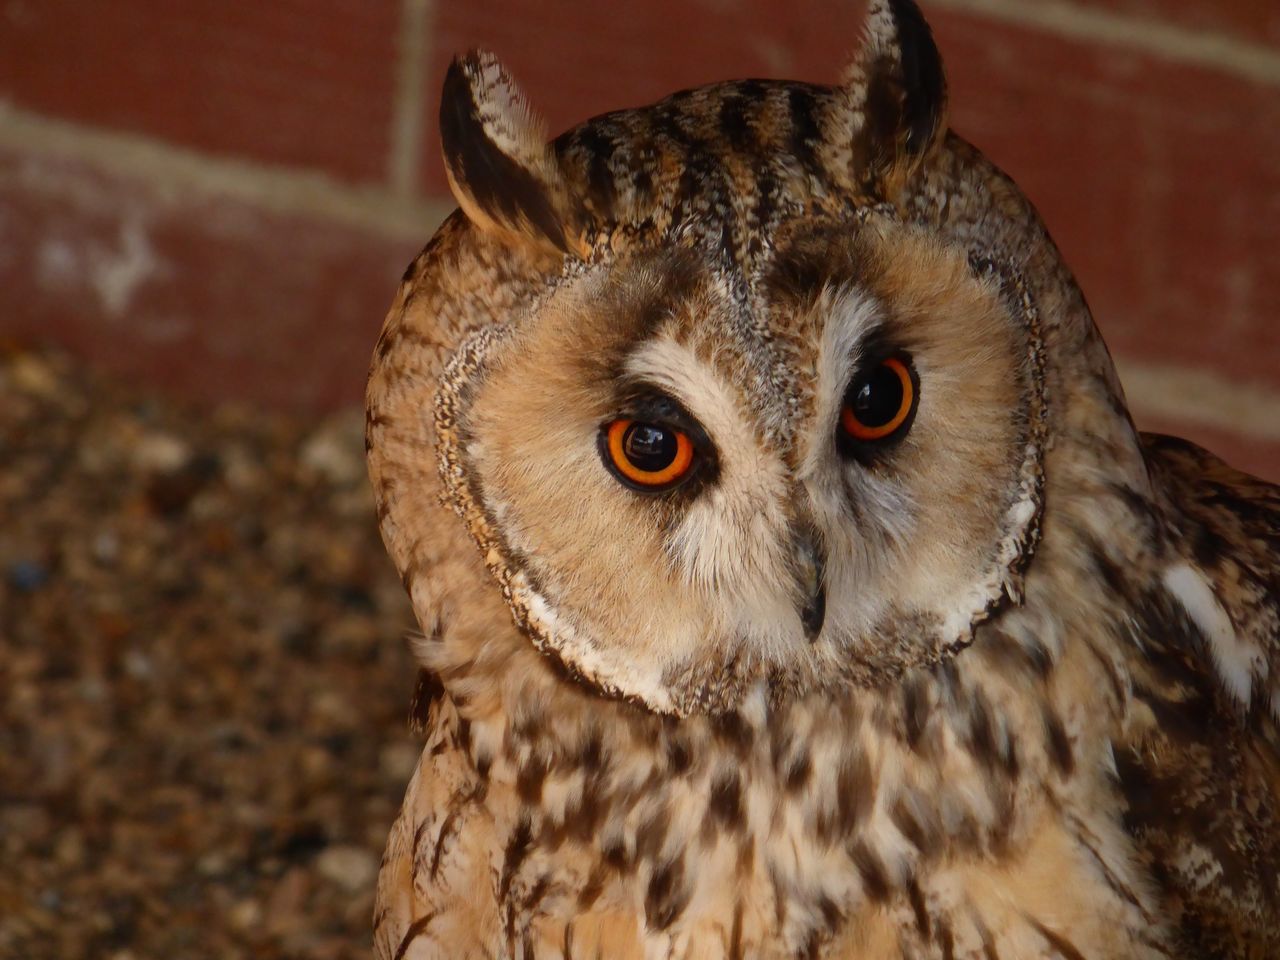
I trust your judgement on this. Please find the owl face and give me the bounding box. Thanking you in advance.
[443,218,1043,712]
[377,0,1051,715]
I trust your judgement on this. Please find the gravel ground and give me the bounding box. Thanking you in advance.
[0,346,421,959]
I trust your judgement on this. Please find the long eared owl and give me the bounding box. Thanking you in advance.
[364,1,1280,956]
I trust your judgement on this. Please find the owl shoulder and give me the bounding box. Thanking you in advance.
[1141,432,1279,669]
[1112,434,1280,954]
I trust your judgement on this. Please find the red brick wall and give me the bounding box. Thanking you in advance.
[0,1,404,185]
[1073,0,1280,46]
[2,0,1278,479]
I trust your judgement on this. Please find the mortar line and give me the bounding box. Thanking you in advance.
[929,0,1280,88]
[1114,358,1280,443]
[389,0,433,200]
[0,103,452,240]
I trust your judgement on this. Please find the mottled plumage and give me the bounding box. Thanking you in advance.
[364,2,1280,957]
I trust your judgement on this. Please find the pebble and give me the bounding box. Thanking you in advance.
[1,346,417,959]
[379,741,422,782]
[314,845,379,894]
[7,559,49,592]
[122,649,154,679]
[92,530,121,565]
[300,415,365,487]
[9,353,59,398]
[227,898,262,931]
[131,431,192,474]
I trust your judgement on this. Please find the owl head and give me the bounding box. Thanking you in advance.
[367,0,1133,716]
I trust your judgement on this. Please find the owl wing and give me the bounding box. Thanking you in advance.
[1114,433,1280,955]
[1141,432,1280,714]
[373,676,506,960]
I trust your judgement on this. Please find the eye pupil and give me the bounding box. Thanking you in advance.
[853,364,906,428]
[603,417,697,491]
[623,423,678,472]
[839,354,917,447]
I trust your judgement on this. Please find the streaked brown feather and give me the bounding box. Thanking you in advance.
[1113,434,1280,957]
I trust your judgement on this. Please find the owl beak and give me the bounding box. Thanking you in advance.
[795,535,827,641]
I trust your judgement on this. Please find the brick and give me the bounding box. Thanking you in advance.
[0,0,400,185]
[1065,0,1280,51]
[932,10,1280,391]
[0,144,419,411]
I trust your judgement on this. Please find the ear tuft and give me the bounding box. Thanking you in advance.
[844,0,948,188]
[439,52,580,255]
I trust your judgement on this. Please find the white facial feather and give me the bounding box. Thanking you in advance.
[624,336,800,652]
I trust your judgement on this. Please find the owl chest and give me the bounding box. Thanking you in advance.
[467,704,1161,960]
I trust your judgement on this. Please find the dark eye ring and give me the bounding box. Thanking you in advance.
[838,354,918,448]
[600,419,696,491]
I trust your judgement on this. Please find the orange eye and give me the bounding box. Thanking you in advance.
[839,355,918,444]
[602,418,696,491]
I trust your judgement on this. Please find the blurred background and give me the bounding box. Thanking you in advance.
[0,0,1277,957]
